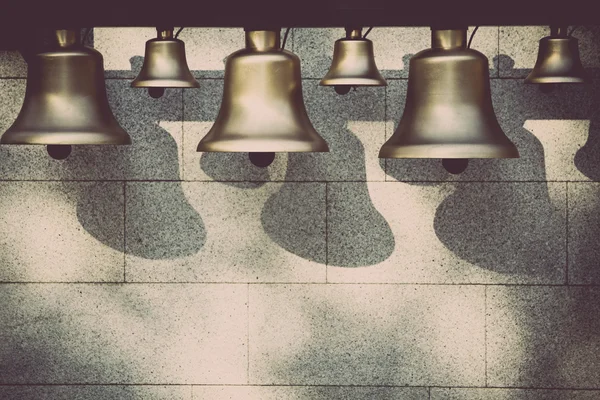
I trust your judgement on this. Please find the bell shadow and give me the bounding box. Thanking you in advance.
[432,54,591,277]
[75,54,206,260]
[260,85,394,267]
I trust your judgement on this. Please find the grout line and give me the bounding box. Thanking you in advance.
[190,385,194,400]
[484,286,488,387]
[0,179,596,183]
[566,182,570,285]
[247,283,250,385]
[384,84,388,182]
[0,384,599,390]
[181,88,186,182]
[428,386,432,399]
[1,282,600,286]
[123,181,127,283]
[325,182,329,283]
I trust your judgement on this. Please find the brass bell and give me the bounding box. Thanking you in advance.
[525,25,588,84]
[131,27,199,98]
[1,29,130,145]
[320,27,386,94]
[197,29,328,153]
[380,28,518,159]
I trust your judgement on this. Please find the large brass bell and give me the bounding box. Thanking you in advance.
[320,27,386,95]
[1,29,130,146]
[380,28,518,159]
[131,27,199,98]
[526,26,587,84]
[197,29,328,153]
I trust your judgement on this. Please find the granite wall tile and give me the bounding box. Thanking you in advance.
[0,181,124,282]
[0,79,183,180]
[500,26,600,78]
[249,284,485,386]
[384,79,599,182]
[568,182,600,284]
[0,284,247,384]
[0,385,192,400]
[183,79,386,182]
[327,182,566,284]
[487,286,600,388]
[432,388,600,400]
[193,385,428,400]
[125,182,326,282]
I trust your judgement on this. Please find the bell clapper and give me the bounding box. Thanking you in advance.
[47,145,72,160]
[442,158,469,174]
[148,87,166,98]
[249,152,276,168]
[334,85,352,95]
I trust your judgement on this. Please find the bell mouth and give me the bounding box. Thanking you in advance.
[525,75,586,84]
[197,138,329,153]
[0,130,132,145]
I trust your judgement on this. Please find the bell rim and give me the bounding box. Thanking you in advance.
[378,144,519,159]
[525,75,587,84]
[0,130,132,145]
[197,139,329,153]
[319,77,387,86]
[131,79,200,88]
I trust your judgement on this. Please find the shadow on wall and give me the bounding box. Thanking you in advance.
[380,54,600,277]
[76,53,206,260]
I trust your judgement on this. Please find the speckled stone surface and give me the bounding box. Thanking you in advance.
[384,79,599,182]
[0,284,247,383]
[183,79,386,182]
[327,182,566,284]
[294,27,498,80]
[0,182,124,282]
[0,386,191,400]
[180,28,243,79]
[125,182,326,282]
[93,27,155,78]
[500,26,600,78]
[431,388,600,400]
[0,80,183,180]
[0,51,27,78]
[194,386,428,399]
[487,286,600,388]
[568,183,600,284]
[249,284,485,386]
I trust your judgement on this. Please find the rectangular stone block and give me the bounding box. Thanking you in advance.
[249,284,485,386]
[487,286,600,388]
[327,182,566,284]
[193,386,427,400]
[568,183,600,284]
[183,80,386,182]
[0,284,247,384]
[0,385,192,400]
[294,26,498,80]
[500,26,600,78]
[384,78,597,182]
[0,80,183,181]
[0,182,124,282]
[431,388,600,400]
[125,182,326,283]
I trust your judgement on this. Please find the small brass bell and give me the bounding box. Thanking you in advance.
[131,27,199,98]
[526,25,588,84]
[380,28,518,159]
[320,27,386,95]
[1,29,131,145]
[197,29,329,153]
